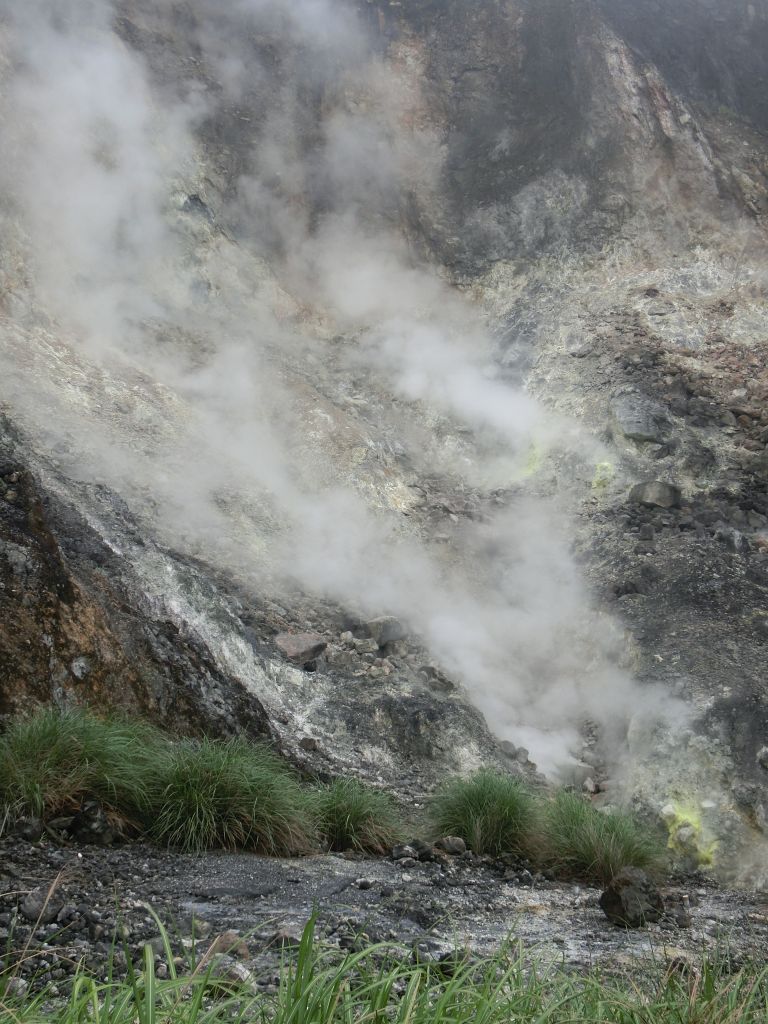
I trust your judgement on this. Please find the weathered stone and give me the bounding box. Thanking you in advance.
[13,817,43,842]
[409,839,436,861]
[434,836,466,856]
[21,885,63,925]
[629,481,682,509]
[206,930,250,960]
[68,800,117,846]
[715,526,749,553]
[211,955,258,990]
[366,616,408,647]
[352,638,379,655]
[599,868,665,928]
[275,632,327,664]
[391,843,418,861]
[612,395,670,443]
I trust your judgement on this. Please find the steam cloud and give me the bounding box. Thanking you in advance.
[0,0,681,775]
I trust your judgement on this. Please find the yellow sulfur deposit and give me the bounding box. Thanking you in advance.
[661,801,718,867]
[592,460,615,491]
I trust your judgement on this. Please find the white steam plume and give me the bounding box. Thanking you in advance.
[0,0,681,775]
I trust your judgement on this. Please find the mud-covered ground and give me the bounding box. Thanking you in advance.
[2,836,767,996]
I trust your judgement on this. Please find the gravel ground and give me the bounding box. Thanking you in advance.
[2,835,767,996]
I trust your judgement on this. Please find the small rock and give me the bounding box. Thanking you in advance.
[21,886,63,925]
[275,632,327,665]
[213,955,257,990]
[715,526,749,553]
[352,638,379,655]
[365,616,408,647]
[666,902,693,929]
[392,844,418,861]
[206,931,250,960]
[70,656,92,680]
[266,925,304,948]
[434,836,466,856]
[13,817,43,842]
[599,868,665,928]
[69,799,116,845]
[629,481,682,509]
[409,839,436,861]
[178,914,213,939]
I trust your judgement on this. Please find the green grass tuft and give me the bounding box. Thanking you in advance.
[2,916,767,1023]
[312,778,404,854]
[0,707,162,830]
[149,736,314,855]
[428,769,536,857]
[542,790,666,885]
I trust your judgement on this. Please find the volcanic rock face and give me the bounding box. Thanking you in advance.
[0,1,767,879]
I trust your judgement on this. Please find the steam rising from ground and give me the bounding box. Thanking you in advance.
[0,0,681,773]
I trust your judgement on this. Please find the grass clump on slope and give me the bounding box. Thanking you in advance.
[149,736,314,855]
[542,789,666,885]
[0,707,161,831]
[428,769,536,857]
[312,778,404,854]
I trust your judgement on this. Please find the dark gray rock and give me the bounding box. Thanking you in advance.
[391,843,418,861]
[714,527,749,554]
[629,481,682,509]
[68,800,117,846]
[21,886,63,925]
[599,868,665,928]
[13,817,43,842]
[409,839,437,862]
[611,395,670,444]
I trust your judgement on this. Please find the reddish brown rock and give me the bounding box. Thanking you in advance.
[275,632,327,664]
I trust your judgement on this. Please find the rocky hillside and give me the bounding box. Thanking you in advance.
[1,0,767,883]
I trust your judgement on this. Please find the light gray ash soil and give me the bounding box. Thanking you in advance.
[2,837,767,995]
